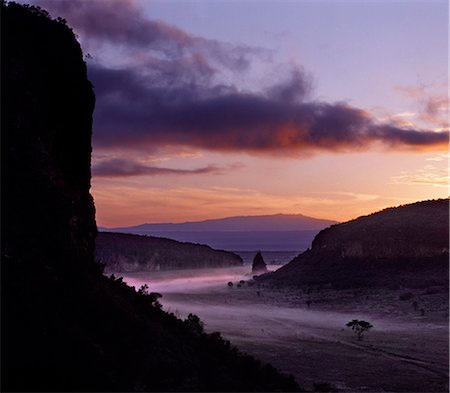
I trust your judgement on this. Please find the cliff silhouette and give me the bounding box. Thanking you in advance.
[97,232,243,273]
[1,3,300,391]
[260,199,449,289]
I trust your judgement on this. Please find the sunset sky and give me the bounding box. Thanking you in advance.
[29,0,449,227]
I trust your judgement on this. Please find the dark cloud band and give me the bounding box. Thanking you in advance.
[89,64,448,154]
[92,158,227,177]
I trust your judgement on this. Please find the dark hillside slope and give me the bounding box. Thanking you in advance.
[1,3,299,391]
[313,199,448,258]
[261,199,449,289]
[96,232,243,272]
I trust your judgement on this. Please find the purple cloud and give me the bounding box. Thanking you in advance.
[92,158,232,177]
[31,0,449,155]
[33,0,267,72]
[89,64,448,154]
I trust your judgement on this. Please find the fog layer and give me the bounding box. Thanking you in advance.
[121,267,449,392]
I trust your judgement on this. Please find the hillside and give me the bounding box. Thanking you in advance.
[312,199,448,258]
[96,232,243,272]
[102,214,337,251]
[1,3,300,391]
[260,199,449,289]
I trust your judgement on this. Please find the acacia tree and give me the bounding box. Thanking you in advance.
[346,319,373,341]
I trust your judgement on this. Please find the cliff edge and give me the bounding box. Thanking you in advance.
[1,3,299,391]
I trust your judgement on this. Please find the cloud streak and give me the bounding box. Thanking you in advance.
[390,164,449,187]
[395,85,449,130]
[92,158,236,177]
[34,0,267,72]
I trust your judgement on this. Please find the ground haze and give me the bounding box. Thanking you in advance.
[122,266,449,392]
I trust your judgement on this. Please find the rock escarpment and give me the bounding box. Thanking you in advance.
[260,199,449,289]
[97,232,243,273]
[1,3,299,392]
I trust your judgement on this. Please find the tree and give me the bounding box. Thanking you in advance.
[185,313,204,335]
[138,284,149,295]
[138,284,162,308]
[346,319,373,341]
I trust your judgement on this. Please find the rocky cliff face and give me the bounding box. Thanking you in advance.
[97,232,243,272]
[1,3,299,391]
[2,2,97,268]
[260,199,449,289]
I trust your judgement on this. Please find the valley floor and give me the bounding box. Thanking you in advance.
[122,267,449,392]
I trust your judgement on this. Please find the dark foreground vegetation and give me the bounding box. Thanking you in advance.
[1,3,300,391]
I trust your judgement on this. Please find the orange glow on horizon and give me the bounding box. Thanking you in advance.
[91,181,448,228]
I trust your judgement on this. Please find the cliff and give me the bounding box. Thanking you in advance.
[1,3,299,391]
[96,232,243,272]
[2,1,97,269]
[260,199,449,289]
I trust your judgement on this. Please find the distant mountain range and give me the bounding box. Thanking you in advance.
[100,214,338,251]
[259,199,449,289]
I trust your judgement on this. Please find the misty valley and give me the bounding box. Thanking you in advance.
[118,261,448,392]
[98,199,449,392]
[3,2,448,392]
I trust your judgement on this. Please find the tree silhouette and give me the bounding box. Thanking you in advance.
[346,319,373,341]
[185,313,204,335]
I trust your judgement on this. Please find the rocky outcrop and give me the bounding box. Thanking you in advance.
[252,251,268,274]
[259,199,449,289]
[1,3,299,392]
[96,232,243,273]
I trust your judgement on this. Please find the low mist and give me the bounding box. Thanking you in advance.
[120,266,448,391]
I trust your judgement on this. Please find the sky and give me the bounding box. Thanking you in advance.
[27,0,449,227]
